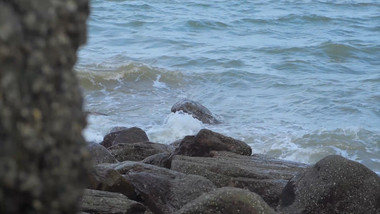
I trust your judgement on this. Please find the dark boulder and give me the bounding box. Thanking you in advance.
[100,127,149,148]
[108,142,172,162]
[80,189,146,214]
[171,151,307,208]
[171,99,220,124]
[142,152,172,169]
[174,129,252,157]
[176,187,275,214]
[104,161,216,214]
[279,155,380,214]
[87,165,137,200]
[0,1,90,213]
[87,141,118,165]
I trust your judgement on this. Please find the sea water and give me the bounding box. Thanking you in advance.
[76,0,380,174]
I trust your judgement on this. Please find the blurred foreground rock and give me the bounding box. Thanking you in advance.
[0,0,90,213]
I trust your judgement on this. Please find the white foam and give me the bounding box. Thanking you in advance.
[153,74,168,89]
[83,114,121,143]
[147,112,204,144]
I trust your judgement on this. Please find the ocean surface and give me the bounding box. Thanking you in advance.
[76,0,380,174]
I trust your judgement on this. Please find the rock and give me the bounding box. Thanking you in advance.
[87,141,118,165]
[279,155,380,214]
[87,165,137,200]
[0,1,90,213]
[174,129,252,157]
[142,152,172,169]
[100,127,149,148]
[109,126,128,133]
[176,187,275,214]
[104,161,216,214]
[171,151,307,208]
[171,99,220,124]
[108,142,172,162]
[80,189,146,214]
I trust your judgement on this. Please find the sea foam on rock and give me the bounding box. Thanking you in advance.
[279,155,380,214]
[171,99,220,124]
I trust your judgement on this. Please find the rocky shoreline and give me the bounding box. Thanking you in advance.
[81,100,380,214]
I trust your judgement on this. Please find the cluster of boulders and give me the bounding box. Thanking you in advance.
[81,100,380,214]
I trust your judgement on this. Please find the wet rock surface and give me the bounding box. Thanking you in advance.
[87,141,118,164]
[174,129,252,157]
[105,161,216,214]
[108,141,173,162]
[142,152,173,169]
[171,151,308,208]
[171,99,220,124]
[279,155,380,214]
[82,128,380,214]
[80,189,146,214]
[0,0,90,213]
[176,187,276,214]
[87,165,137,200]
[101,127,149,148]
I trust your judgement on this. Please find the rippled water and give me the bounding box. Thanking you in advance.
[76,0,380,174]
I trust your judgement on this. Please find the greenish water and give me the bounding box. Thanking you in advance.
[76,0,380,174]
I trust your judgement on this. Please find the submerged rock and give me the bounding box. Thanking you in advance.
[80,189,146,214]
[108,142,172,162]
[104,161,216,214]
[174,129,252,157]
[87,141,118,165]
[279,155,380,214]
[171,99,220,124]
[171,151,307,208]
[101,127,149,148]
[176,187,275,214]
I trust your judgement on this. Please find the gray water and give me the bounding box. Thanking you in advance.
[76,0,380,173]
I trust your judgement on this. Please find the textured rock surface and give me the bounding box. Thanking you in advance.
[105,161,216,214]
[171,151,307,208]
[171,99,220,124]
[87,165,137,200]
[87,141,118,165]
[0,1,89,213]
[176,187,275,214]
[174,129,252,157]
[80,189,146,214]
[279,155,380,214]
[100,127,149,148]
[108,142,172,162]
[142,152,172,169]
